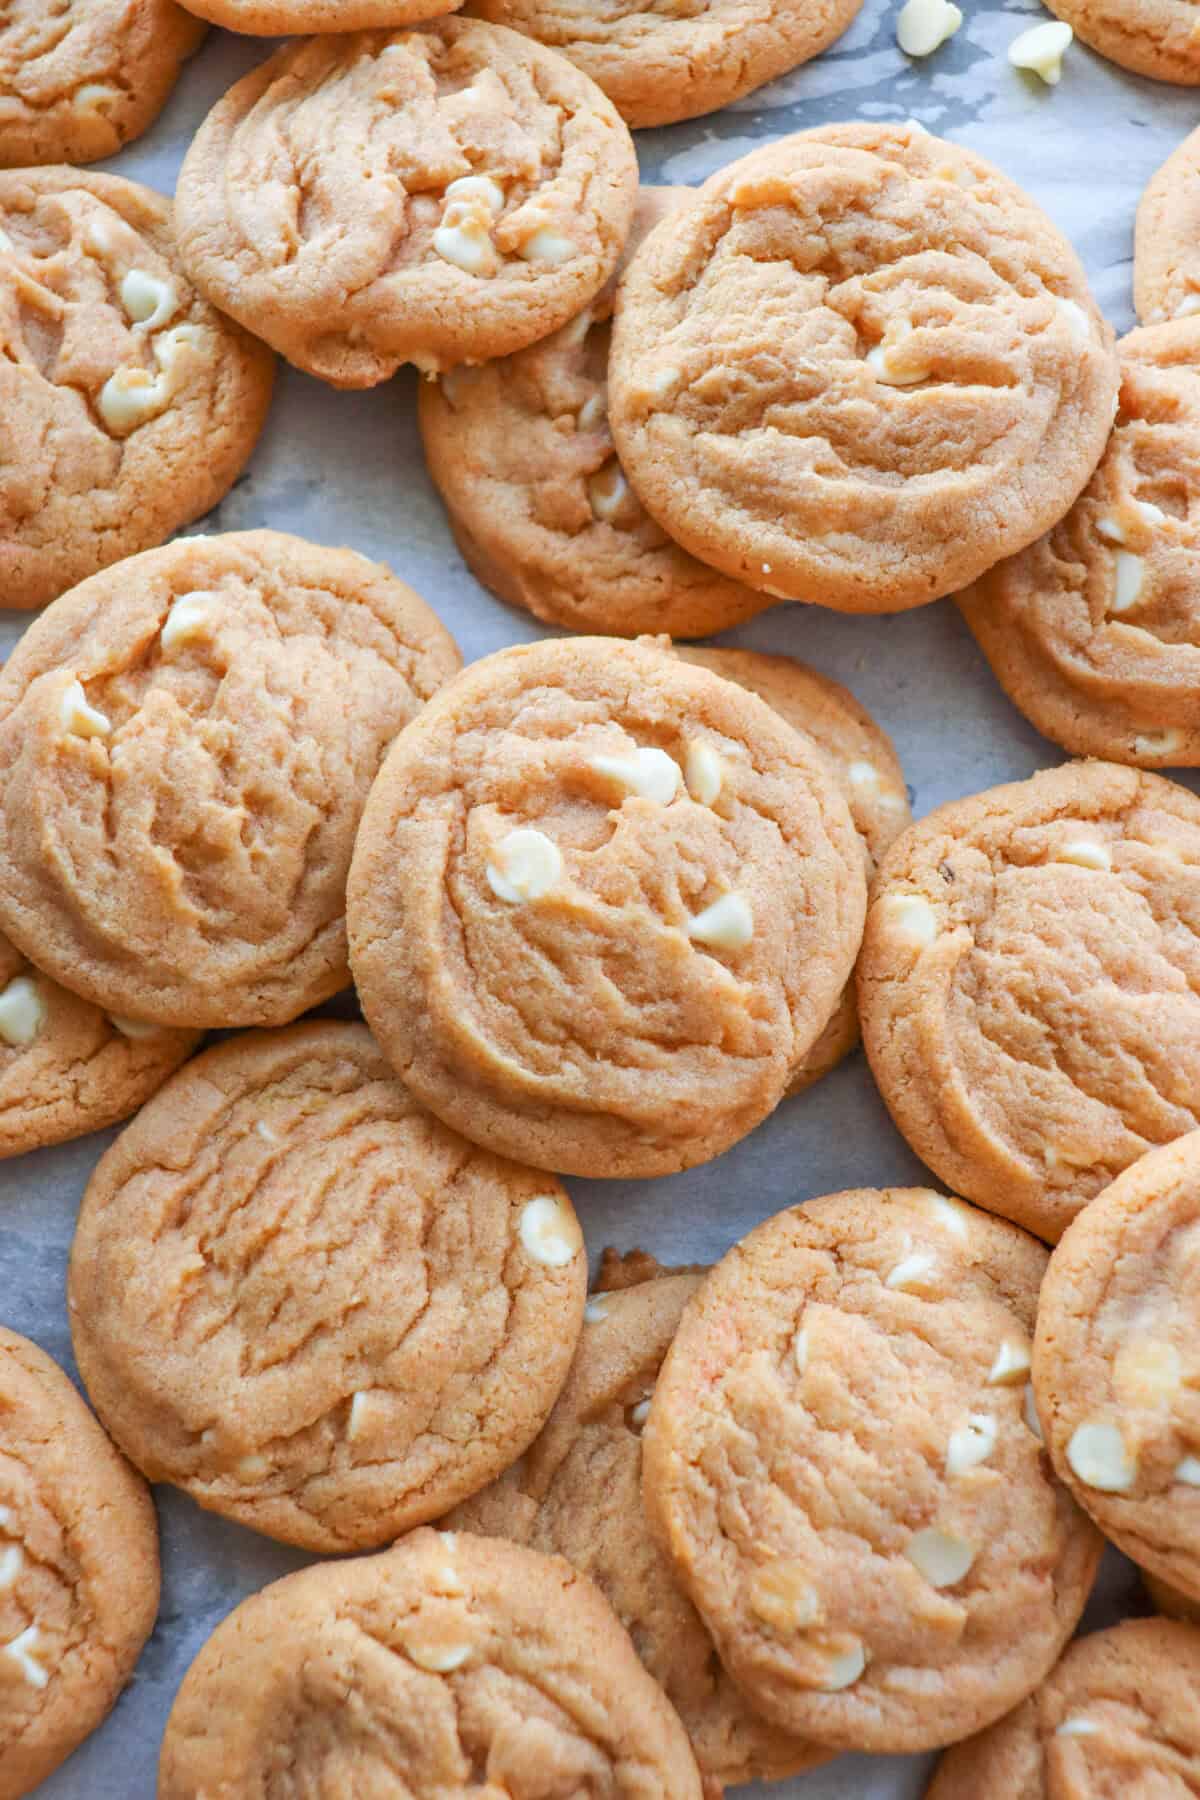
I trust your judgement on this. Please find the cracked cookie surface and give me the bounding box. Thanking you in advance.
[69,1023,586,1553]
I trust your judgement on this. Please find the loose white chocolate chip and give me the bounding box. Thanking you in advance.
[1111,552,1144,614]
[818,1639,866,1691]
[904,1527,976,1588]
[629,1398,652,1429]
[896,0,963,56]
[161,592,218,651]
[405,1640,471,1673]
[685,741,724,807]
[1008,20,1074,83]
[519,1195,581,1268]
[576,393,606,431]
[1133,730,1182,758]
[588,746,680,805]
[793,1326,809,1374]
[0,1545,23,1590]
[1057,839,1111,871]
[927,1194,970,1239]
[120,268,178,331]
[108,1014,161,1040]
[750,1560,822,1633]
[444,174,505,215]
[1057,1716,1099,1737]
[883,893,938,948]
[60,679,111,740]
[885,1250,937,1291]
[1096,515,1126,545]
[687,893,754,951]
[988,1340,1031,1386]
[1024,1383,1044,1442]
[486,829,563,904]
[1056,297,1091,343]
[583,1297,609,1324]
[74,82,118,113]
[946,1414,997,1476]
[518,227,577,266]
[587,461,630,524]
[3,1626,48,1689]
[1175,1455,1200,1486]
[1067,1422,1136,1492]
[0,976,46,1049]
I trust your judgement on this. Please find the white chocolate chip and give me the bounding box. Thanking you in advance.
[1174,294,1200,319]
[153,323,200,373]
[444,174,505,215]
[882,893,938,948]
[645,365,680,398]
[486,828,563,904]
[0,226,12,254]
[347,1392,373,1441]
[926,1194,971,1239]
[587,461,629,523]
[1175,1455,1200,1486]
[519,1195,581,1268]
[630,1398,652,1428]
[685,741,724,807]
[0,1545,23,1590]
[433,208,496,277]
[108,1014,162,1040]
[1096,515,1126,545]
[576,394,606,431]
[687,893,754,951]
[988,1340,1032,1386]
[904,1527,976,1588]
[818,1638,866,1690]
[0,976,46,1049]
[1008,20,1074,83]
[1057,1716,1099,1737]
[74,82,118,113]
[235,1453,270,1481]
[1024,1383,1044,1442]
[0,1508,10,1528]
[897,0,963,56]
[885,1250,937,1291]
[584,1296,609,1324]
[255,1121,278,1144]
[1133,730,1182,758]
[120,269,178,331]
[1139,500,1167,525]
[405,1640,472,1673]
[867,320,931,387]
[60,678,111,740]
[3,1626,48,1689]
[161,592,218,652]
[749,1560,823,1632]
[793,1326,809,1374]
[588,747,680,805]
[848,761,880,791]
[1056,297,1091,343]
[518,227,577,266]
[1111,552,1144,614]
[97,365,170,433]
[1067,1421,1136,1492]
[1057,840,1111,871]
[946,1414,997,1476]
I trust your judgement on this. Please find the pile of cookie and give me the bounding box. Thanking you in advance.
[3,7,1200,1800]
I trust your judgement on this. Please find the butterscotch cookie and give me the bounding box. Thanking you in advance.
[924,1619,1200,1797]
[158,1529,703,1798]
[420,186,767,638]
[0,1329,159,1800]
[451,1274,827,1793]
[0,530,460,1030]
[1146,1572,1200,1622]
[959,321,1200,767]
[0,2,204,167]
[1033,1132,1200,1599]
[677,647,910,1091]
[1136,125,1200,323]
[858,762,1200,1243]
[1043,0,1200,82]
[69,1023,586,1553]
[464,0,863,129]
[177,0,455,29]
[0,169,273,614]
[347,636,867,1179]
[609,122,1117,614]
[0,931,198,1160]
[175,23,638,388]
[642,1189,1102,1754]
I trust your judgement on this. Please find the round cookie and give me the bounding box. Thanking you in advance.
[0,530,461,1030]
[159,1529,703,1799]
[450,1274,828,1792]
[1146,1572,1200,1622]
[0,169,274,614]
[642,1189,1102,1754]
[959,320,1200,768]
[463,0,863,129]
[69,1023,587,1554]
[176,0,456,29]
[677,646,910,1092]
[0,1328,159,1800]
[858,761,1200,1243]
[1043,0,1200,83]
[924,1619,1200,1797]
[1033,1132,1200,1599]
[0,931,198,1161]
[347,636,868,1179]
[0,1,204,168]
[1136,125,1200,324]
[609,122,1117,614]
[419,186,768,638]
[175,23,639,388]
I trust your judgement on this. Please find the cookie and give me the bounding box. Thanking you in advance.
[450,1274,827,1793]
[677,646,910,1091]
[641,1189,1102,1754]
[347,636,867,1179]
[924,1619,1200,1796]
[1136,125,1200,323]
[0,2,204,167]
[419,186,768,638]
[176,0,456,29]
[0,168,274,614]
[1043,0,1200,83]
[69,1023,587,1553]
[0,1328,159,1800]
[175,23,639,388]
[959,320,1200,768]
[1146,1572,1200,1622]
[0,530,461,1030]
[1032,1132,1200,1600]
[463,0,863,129]
[0,931,198,1160]
[608,122,1117,614]
[858,761,1200,1243]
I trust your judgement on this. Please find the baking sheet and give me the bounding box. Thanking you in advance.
[2,6,1196,1793]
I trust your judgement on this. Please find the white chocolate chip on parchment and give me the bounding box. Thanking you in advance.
[946,1414,998,1476]
[486,829,563,904]
[1009,20,1074,83]
[882,893,938,948]
[161,592,219,652]
[0,976,46,1049]
[588,746,680,805]
[3,1626,48,1689]
[896,0,963,57]
[904,1527,976,1588]
[60,679,111,740]
[519,1195,582,1268]
[687,893,754,951]
[1057,840,1111,871]
[885,1250,937,1291]
[1067,1421,1136,1492]
[685,741,724,807]
[988,1340,1031,1386]
[749,1560,823,1633]
[587,461,630,523]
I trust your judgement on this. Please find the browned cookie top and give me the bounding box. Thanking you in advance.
[176,0,457,30]
[1043,0,1200,84]
[1136,125,1200,324]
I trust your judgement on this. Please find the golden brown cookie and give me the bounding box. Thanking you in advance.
[0,1,204,167]
[419,186,768,638]
[175,22,639,388]
[450,1274,827,1793]
[176,0,455,28]
[69,1023,587,1553]
[0,931,198,1160]
[642,1189,1102,1754]
[0,1328,159,1800]
[157,1529,704,1798]
[0,530,461,1030]
[677,646,910,1091]
[1044,0,1200,83]
[347,636,867,1179]
[609,122,1117,614]
[463,0,863,129]
[858,762,1200,1243]
[959,320,1200,767]
[1146,1571,1200,1622]
[924,1619,1200,1796]
[1033,1132,1200,1600]
[1136,124,1200,323]
[0,168,274,613]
